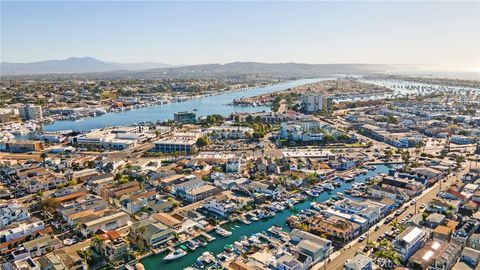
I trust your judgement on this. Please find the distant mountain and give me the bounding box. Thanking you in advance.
[125,62,392,80]
[0,57,173,75]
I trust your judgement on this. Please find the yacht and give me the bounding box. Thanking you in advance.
[186,240,198,251]
[215,226,232,237]
[321,182,335,191]
[163,249,187,261]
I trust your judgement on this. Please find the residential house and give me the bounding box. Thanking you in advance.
[344,254,373,270]
[452,220,479,247]
[0,201,30,227]
[21,235,62,258]
[460,247,480,269]
[130,218,175,249]
[203,195,240,217]
[429,242,462,270]
[96,230,129,264]
[393,226,428,262]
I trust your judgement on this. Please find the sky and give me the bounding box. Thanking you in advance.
[1,1,479,71]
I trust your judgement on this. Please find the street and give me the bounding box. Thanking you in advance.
[313,162,473,270]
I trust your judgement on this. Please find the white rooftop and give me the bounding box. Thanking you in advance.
[403,227,423,243]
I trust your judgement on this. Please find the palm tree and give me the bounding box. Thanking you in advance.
[40,152,48,167]
[77,249,93,264]
[135,226,146,252]
[91,235,104,252]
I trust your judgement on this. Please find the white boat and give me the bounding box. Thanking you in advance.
[305,190,319,197]
[163,249,187,261]
[321,183,335,191]
[215,226,232,237]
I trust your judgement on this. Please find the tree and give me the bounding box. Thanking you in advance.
[91,235,104,251]
[323,135,335,142]
[135,226,146,252]
[455,155,465,170]
[39,198,60,214]
[40,153,48,168]
[77,249,93,264]
[117,175,129,185]
[401,150,411,168]
[87,160,96,169]
[384,149,393,159]
[195,136,209,148]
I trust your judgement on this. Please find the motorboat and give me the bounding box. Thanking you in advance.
[305,190,319,197]
[186,240,198,251]
[321,182,335,191]
[163,249,187,261]
[215,226,232,237]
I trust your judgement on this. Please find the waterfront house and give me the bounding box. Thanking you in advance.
[310,215,359,242]
[130,218,174,249]
[96,230,129,264]
[203,195,240,217]
[333,198,385,227]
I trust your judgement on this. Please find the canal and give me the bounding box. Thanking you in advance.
[141,164,391,270]
[43,78,334,132]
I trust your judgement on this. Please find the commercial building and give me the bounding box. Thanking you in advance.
[5,140,43,153]
[71,126,152,150]
[154,132,200,153]
[174,111,196,124]
[18,104,43,121]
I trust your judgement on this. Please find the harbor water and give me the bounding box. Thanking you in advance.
[141,164,391,270]
[43,78,333,132]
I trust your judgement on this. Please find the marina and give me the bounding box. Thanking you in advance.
[141,164,391,270]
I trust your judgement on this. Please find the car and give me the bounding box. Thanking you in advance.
[362,246,370,253]
[375,226,380,231]
[420,203,426,209]
[359,235,366,241]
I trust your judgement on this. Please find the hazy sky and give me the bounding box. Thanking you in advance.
[1,1,479,71]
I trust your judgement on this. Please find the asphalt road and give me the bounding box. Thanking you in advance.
[312,162,473,270]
